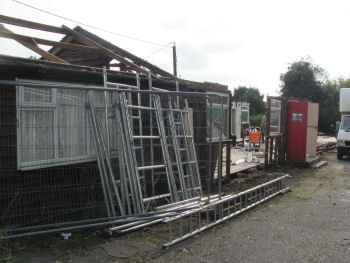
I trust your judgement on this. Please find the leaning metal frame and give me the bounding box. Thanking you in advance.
[0,79,225,239]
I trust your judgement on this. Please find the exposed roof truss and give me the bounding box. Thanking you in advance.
[0,14,174,78]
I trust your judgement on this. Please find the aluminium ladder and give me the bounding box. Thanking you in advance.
[98,69,203,215]
[116,92,180,204]
[167,97,202,198]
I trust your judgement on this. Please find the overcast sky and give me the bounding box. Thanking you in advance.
[1,0,350,97]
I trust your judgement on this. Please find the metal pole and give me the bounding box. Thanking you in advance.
[7,210,183,233]
[218,99,224,199]
[115,108,132,214]
[148,74,155,197]
[87,102,113,218]
[102,66,110,159]
[88,91,118,216]
[135,73,146,195]
[1,214,181,240]
[207,100,213,203]
[0,80,224,103]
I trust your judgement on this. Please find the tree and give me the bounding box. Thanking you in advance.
[280,58,347,133]
[318,80,340,133]
[232,86,265,115]
[319,78,350,133]
[280,59,326,102]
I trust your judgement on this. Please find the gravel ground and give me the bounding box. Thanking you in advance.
[4,152,350,263]
[150,152,350,263]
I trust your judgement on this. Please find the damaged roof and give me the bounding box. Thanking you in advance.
[0,14,228,92]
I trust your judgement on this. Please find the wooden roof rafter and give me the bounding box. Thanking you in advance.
[61,25,154,76]
[0,29,102,53]
[0,23,69,64]
[0,14,68,34]
[0,14,175,79]
[70,27,175,78]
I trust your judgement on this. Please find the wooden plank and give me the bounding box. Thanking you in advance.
[274,136,279,164]
[0,54,140,78]
[226,142,231,177]
[63,25,153,76]
[51,36,73,56]
[264,97,271,168]
[278,136,282,163]
[269,137,273,164]
[0,24,69,64]
[0,15,67,34]
[0,30,100,53]
[279,98,286,163]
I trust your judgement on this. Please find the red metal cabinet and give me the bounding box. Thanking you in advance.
[287,102,308,161]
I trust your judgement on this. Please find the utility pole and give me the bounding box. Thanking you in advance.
[172,42,177,77]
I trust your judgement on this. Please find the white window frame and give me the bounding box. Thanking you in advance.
[241,103,250,124]
[16,79,106,170]
[269,98,282,136]
[206,92,230,140]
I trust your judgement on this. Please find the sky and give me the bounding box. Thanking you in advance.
[1,0,350,97]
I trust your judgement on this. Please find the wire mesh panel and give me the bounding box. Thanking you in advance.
[1,84,108,229]
[0,79,226,239]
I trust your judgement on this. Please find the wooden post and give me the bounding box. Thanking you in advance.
[226,142,231,177]
[280,98,289,163]
[274,136,279,165]
[269,137,274,164]
[278,136,282,163]
[264,97,271,168]
[172,42,177,77]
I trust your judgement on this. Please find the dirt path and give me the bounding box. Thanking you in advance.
[5,152,350,262]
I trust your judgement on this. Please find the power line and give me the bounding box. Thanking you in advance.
[145,45,170,59]
[10,0,172,48]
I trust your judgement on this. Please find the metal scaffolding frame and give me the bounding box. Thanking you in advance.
[0,79,225,240]
[0,79,289,249]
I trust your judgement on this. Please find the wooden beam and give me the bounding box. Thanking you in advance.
[0,24,69,64]
[0,14,67,34]
[280,98,289,163]
[74,27,174,78]
[109,63,124,67]
[269,137,273,164]
[63,25,153,76]
[0,54,110,73]
[265,97,271,168]
[0,30,103,53]
[107,43,174,78]
[51,36,74,56]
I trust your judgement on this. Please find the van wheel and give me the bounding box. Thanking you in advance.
[337,152,343,160]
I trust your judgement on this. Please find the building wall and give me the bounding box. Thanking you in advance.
[0,60,229,227]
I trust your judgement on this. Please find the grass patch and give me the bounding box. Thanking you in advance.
[126,251,149,263]
[0,253,15,263]
[0,234,16,263]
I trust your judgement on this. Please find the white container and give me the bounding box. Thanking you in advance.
[340,88,350,112]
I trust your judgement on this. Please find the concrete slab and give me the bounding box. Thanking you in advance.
[311,160,328,169]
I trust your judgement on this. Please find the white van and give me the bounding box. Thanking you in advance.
[337,88,350,159]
